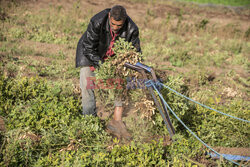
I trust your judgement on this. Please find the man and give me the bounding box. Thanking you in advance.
[76,5,141,139]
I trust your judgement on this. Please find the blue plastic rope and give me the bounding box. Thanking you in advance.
[146,80,240,166]
[208,153,250,161]
[157,82,249,123]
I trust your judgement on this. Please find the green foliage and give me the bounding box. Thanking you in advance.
[34,139,167,167]
[193,98,250,147]
[245,27,250,39]
[1,115,110,167]
[29,30,57,43]
[196,19,209,30]
[9,27,25,39]
[168,134,204,159]
[1,128,40,166]
[0,75,111,166]
[107,140,166,166]
[0,76,46,117]
[151,75,249,149]
[168,50,191,67]
[0,75,172,166]
[5,62,19,78]
[155,76,195,134]
[0,76,82,132]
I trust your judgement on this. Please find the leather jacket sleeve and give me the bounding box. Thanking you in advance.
[82,20,101,66]
[130,29,141,53]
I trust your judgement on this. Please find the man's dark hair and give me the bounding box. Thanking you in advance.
[110,5,127,21]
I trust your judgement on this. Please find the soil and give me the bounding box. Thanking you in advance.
[20,0,250,30]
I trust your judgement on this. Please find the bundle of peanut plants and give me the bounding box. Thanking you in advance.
[95,38,155,118]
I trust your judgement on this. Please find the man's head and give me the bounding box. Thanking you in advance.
[109,5,127,33]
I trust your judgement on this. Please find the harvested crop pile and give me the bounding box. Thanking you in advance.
[95,38,155,118]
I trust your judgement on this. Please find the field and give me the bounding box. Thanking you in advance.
[0,0,249,166]
[179,0,250,6]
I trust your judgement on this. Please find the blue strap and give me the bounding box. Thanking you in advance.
[208,152,250,161]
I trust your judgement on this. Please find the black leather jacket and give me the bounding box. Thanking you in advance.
[76,8,141,68]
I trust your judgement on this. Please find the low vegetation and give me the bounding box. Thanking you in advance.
[0,0,249,166]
